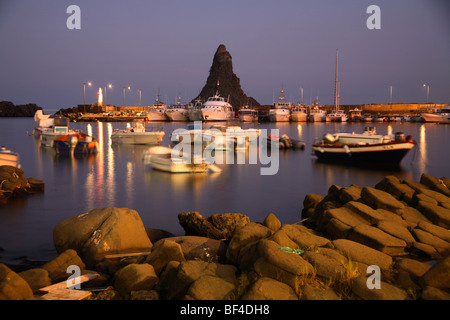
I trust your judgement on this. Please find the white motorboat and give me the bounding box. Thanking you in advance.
[238,106,258,122]
[269,88,291,122]
[421,105,450,123]
[147,92,168,121]
[326,110,348,122]
[312,126,415,165]
[201,92,235,121]
[348,108,363,121]
[203,125,261,151]
[0,146,20,168]
[290,105,308,122]
[143,146,221,173]
[165,104,189,122]
[308,106,327,122]
[111,120,165,145]
[39,117,77,147]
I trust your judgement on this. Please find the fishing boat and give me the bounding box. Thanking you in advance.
[326,110,348,122]
[348,108,363,121]
[290,105,308,122]
[269,87,291,122]
[0,146,20,168]
[421,105,450,123]
[110,120,165,145]
[165,105,189,122]
[238,106,258,122]
[54,133,98,155]
[312,126,415,165]
[39,117,77,147]
[308,106,327,122]
[143,146,221,173]
[147,92,168,121]
[201,93,234,121]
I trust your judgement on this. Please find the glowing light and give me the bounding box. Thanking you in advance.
[98,88,103,106]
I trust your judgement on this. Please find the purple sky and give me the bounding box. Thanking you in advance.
[1,0,449,110]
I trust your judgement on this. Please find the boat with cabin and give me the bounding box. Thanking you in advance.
[308,106,327,122]
[147,92,168,121]
[238,106,258,122]
[269,88,291,122]
[312,126,415,165]
[110,120,165,145]
[421,105,450,124]
[290,105,308,122]
[201,92,234,121]
[165,103,189,122]
[39,117,77,147]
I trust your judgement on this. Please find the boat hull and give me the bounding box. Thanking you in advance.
[269,111,290,122]
[189,110,203,121]
[313,141,415,165]
[166,111,189,121]
[147,111,167,121]
[290,112,308,122]
[111,132,165,145]
[201,110,234,121]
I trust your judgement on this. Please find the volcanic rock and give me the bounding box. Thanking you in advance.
[192,44,259,108]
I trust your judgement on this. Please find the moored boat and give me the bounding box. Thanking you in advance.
[0,146,20,168]
[312,126,415,165]
[421,105,450,123]
[111,120,165,145]
[201,93,234,121]
[308,106,326,122]
[54,133,98,155]
[238,106,258,122]
[143,146,221,173]
[269,87,291,122]
[39,117,77,147]
[290,105,308,122]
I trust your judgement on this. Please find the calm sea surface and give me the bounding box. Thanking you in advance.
[1,117,449,264]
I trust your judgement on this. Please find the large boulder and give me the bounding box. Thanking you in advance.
[145,239,185,275]
[166,236,228,263]
[113,263,158,298]
[178,212,250,240]
[360,187,405,214]
[41,249,86,282]
[332,239,393,270]
[419,254,450,289]
[0,263,33,300]
[53,207,153,267]
[242,277,298,300]
[157,260,237,300]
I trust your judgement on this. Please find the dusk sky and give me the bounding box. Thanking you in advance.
[1,0,449,111]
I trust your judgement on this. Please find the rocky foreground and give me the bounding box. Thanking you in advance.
[0,166,45,205]
[1,173,450,300]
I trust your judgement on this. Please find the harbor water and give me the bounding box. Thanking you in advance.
[0,117,449,265]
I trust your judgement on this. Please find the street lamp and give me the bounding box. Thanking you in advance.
[423,84,430,104]
[123,86,131,106]
[83,82,92,105]
[104,84,112,105]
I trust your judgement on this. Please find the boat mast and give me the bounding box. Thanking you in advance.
[334,49,340,111]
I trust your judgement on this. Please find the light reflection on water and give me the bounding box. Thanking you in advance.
[0,118,448,264]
